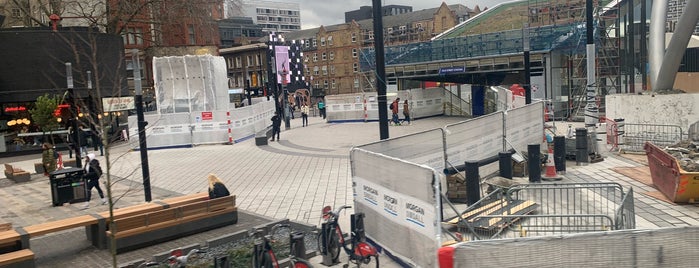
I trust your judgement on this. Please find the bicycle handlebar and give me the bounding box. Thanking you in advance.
[332,205,352,217]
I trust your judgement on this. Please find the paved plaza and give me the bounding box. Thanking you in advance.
[2,115,699,267]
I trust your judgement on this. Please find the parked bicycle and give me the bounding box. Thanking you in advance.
[318,205,379,268]
[250,223,314,268]
[137,248,206,268]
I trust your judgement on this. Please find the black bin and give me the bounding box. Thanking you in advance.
[49,167,87,206]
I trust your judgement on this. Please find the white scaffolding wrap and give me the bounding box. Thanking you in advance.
[153,55,229,114]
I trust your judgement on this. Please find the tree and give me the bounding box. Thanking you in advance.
[28,93,62,143]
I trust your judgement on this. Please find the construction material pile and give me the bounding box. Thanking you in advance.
[666,141,699,172]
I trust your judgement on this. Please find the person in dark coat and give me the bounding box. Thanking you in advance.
[82,153,106,209]
[271,112,282,141]
[207,174,230,199]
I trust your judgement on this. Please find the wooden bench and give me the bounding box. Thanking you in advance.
[0,249,34,268]
[4,164,31,183]
[0,223,11,232]
[106,195,237,253]
[0,229,21,254]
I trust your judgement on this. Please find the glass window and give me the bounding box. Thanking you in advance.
[354,78,359,88]
[332,79,336,89]
[188,24,196,45]
[313,53,318,62]
[351,33,357,43]
[322,66,328,75]
[328,36,333,46]
[329,51,334,60]
[320,37,326,46]
[322,53,327,61]
[353,63,358,73]
[352,48,358,58]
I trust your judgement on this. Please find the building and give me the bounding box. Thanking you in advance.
[667,0,699,35]
[242,0,301,34]
[218,17,265,48]
[344,5,413,23]
[278,3,479,95]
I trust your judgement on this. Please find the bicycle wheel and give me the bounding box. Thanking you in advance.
[292,258,314,268]
[260,251,277,268]
[327,230,342,263]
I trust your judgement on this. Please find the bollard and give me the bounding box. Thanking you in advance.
[499,151,513,179]
[214,256,230,268]
[464,161,480,206]
[553,136,566,174]
[528,144,541,183]
[351,213,366,241]
[290,230,307,259]
[575,128,589,166]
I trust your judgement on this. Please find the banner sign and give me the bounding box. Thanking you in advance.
[438,66,465,75]
[354,176,436,237]
[102,97,135,112]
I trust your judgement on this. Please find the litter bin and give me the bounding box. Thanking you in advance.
[50,167,87,206]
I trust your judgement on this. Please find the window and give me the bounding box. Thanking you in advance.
[305,39,310,48]
[351,33,357,43]
[328,36,333,46]
[354,78,360,89]
[330,65,336,74]
[329,52,334,60]
[353,63,358,73]
[324,80,328,89]
[11,8,21,18]
[247,56,253,66]
[352,48,358,58]
[442,16,447,29]
[312,39,317,47]
[332,79,336,89]
[256,55,261,66]
[313,53,318,62]
[188,24,196,45]
[322,53,327,61]
[399,25,407,35]
[314,81,320,88]
[320,37,326,46]
[368,31,374,40]
[387,28,393,35]
[313,66,319,75]
[235,57,241,68]
[322,66,328,75]
[122,27,143,45]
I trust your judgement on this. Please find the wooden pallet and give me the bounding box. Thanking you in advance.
[445,199,538,231]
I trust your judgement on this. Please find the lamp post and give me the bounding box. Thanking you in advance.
[281,65,290,130]
[66,62,82,168]
[268,33,281,116]
[132,49,152,202]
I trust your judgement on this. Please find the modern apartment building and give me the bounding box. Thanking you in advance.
[242,0,301,34]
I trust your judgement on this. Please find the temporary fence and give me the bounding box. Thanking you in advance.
[443,226,699,268]
[325,88,446,122]
[619,123,684,152]
[127,99,275,149]
[604,117,621,151]
[352,102,545,267]
[444,182,635,241]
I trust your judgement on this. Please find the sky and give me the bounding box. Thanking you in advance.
[294,0,510,29]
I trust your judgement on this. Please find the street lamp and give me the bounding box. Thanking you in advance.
[281,64,290,130]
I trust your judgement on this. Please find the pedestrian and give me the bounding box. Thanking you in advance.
[207,173,230,199]
[79,128,89,158]
[41,142,57,176]
[402,99,411,125]
[301,103,309,127]
[82,153,106,209]
[390,98,401,125]
[271,112,281,141]
[318,99,326,119]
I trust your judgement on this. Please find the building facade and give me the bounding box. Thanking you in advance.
[281,3,479,95]
[344,5,413,23]
[243,0,301,34]
[667,0,699,35]
[218,17,265,48]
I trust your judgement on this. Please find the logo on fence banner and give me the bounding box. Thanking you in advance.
[405,202,426,227]
[362,185,379,206]
[383,194,399,216]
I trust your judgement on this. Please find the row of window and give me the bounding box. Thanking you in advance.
[306,63,359,76]
[307,49,358,62]
[257,16,300,23]
[227,54,263,69]
[256,8,300,16]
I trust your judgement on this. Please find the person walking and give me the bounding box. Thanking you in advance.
[390,97,401,126]
[41,142,57,176]
[271,112,282,141]
[82,153,106,209]
[301,103,309,127]
[317,99,326,119]
[207,174,231,199]
[402,99,411,125]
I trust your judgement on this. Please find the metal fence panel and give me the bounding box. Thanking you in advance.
[356,128,445,170]
[444,112,505,167]
[450,226,699,267]
[351,148,441,268]
[506,101,545,154]
[620,123,684,152]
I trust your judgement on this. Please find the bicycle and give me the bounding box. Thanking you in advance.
[250,223,314,268]
[318,205,379,268]
[137,248,206,267]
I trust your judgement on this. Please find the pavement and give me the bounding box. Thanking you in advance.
[2,115,699,267]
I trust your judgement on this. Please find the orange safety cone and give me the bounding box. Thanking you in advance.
[542,147,561,181]
[56,152,64,170]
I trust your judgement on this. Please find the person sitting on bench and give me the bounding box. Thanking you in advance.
[207,174,230,199]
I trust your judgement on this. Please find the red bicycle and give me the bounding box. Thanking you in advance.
[318,205,379,268]
[251,223,314,268]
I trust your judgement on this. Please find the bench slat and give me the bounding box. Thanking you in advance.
[0,249,34,265]
[98,203,164,220]
[0,230,20,247]
[161,192,209,207]
[112,206,237,239]
[24,215,99,237]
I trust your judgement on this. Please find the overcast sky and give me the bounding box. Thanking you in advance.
[293,0,510,29]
